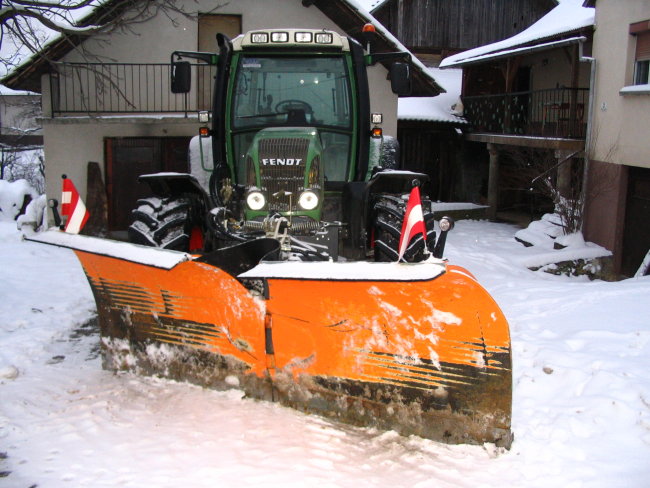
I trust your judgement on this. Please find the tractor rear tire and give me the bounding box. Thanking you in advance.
[372,195,436,262]
[128,196,192,251]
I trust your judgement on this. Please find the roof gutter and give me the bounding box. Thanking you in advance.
[441,36,587,69]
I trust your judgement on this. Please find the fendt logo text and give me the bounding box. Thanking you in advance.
[261,158,303,166]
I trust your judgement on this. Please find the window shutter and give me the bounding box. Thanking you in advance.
[636,31,650,61]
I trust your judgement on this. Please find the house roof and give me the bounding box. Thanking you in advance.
[366,0,560,15]
[439,0,594,69]
[2,0,443,97]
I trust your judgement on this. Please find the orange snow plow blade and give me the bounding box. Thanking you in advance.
[26,232,512,447]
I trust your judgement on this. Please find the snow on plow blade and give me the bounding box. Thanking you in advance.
[26,231,512,447]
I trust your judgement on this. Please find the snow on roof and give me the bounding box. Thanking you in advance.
[398,67,464,123]
[0,85,39,96]
[353,0,390,12]
[0,1,106,79]
[3,0,443,97]
[440,0,594,68]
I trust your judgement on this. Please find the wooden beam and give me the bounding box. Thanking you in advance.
[465,133,585,151]
[486,143,500,221]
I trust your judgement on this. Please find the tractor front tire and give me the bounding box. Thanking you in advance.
[372,195,436,262]
[128,196,192,251]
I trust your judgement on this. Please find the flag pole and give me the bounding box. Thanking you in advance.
[413,179,432,259]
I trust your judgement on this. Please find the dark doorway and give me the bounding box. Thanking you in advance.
[622,166,650,276]
[398,124,459,202]
[105,137,191,231]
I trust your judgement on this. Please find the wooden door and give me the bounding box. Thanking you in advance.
[105,137,191,231]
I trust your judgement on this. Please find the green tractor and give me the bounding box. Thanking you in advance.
[28,29,513,447]
[128,28,450,262]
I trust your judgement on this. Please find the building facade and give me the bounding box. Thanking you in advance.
[582,0,650,276]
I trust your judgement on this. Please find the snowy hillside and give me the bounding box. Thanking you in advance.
[1,220,649,487]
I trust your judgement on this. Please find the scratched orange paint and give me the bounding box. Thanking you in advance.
[76,250,510,388]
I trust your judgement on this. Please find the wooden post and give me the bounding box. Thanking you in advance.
[555,149,573,199]
[569,44,580,137]
[84,161,109,237]
[487,143,500,221]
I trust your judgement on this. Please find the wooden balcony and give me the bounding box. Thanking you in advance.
[462,88,589,140]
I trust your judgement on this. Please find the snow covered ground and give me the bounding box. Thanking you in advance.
[1,219,649,487]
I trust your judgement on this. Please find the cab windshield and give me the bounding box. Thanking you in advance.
[231,55,353,182]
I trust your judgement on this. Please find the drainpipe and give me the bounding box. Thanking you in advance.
[579,37,596,232]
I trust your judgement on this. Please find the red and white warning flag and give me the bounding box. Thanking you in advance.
[397,185,427,262]
[61,175,90,234]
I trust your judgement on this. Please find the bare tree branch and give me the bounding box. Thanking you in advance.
[0,0,219,71]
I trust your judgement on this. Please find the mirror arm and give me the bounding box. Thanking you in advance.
[366,51,411,66]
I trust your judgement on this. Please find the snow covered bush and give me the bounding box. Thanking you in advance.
[514,213,613,279]
[0,178,38,221]
[16,194,48,232]
[1,148,45,194]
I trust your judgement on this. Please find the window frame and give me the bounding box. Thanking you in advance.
[621,20,650,95]
[634,59,650,85]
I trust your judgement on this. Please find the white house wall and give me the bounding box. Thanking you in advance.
[590,0,650,168]
[526,48,591,92]
[42,117,198,202]
[43,0,399,205]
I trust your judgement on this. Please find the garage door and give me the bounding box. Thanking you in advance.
[622,166,650,276]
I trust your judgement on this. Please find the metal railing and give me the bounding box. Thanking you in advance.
[50,62,216,116]
[462,87,589,139]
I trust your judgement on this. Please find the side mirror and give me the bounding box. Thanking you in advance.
[171,61,191,94]
[432,216,455,258]
[390,62,411,96]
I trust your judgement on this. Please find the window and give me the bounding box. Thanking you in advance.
[636,59,650,85]
[631,21,650,85]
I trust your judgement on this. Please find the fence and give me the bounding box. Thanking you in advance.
[50,62,216,116]
[462,87,589,139]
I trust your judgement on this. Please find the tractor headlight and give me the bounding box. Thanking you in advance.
[246,191,266,211]
[298,190,319,210]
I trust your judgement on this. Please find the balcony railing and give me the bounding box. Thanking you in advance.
[462,88,589,139]
[49,62,216,116]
